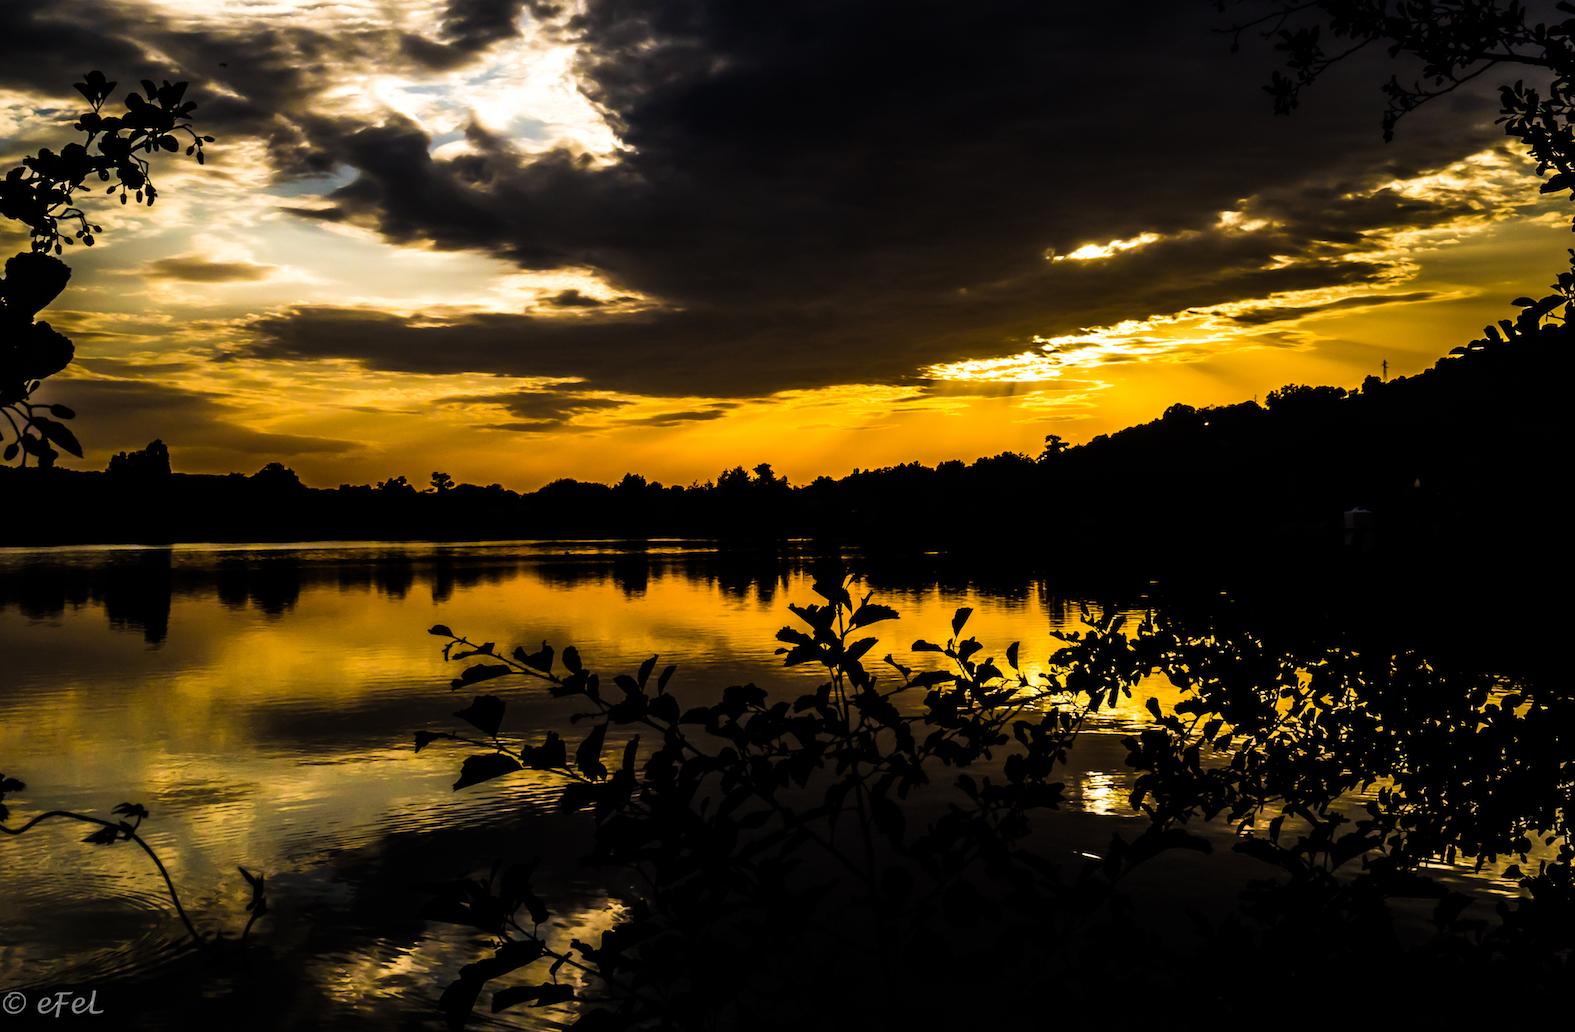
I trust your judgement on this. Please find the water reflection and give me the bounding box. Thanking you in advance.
[0,540,1543,1028]
[0,541,1138,1029]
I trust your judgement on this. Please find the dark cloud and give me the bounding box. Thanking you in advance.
[400,0,537,70]
[444,387,731,432]
[615,409,726,427]
[233,2,1515,394]
[39,375,357,466]
[443,388,628,432]
[1,1,1535,400]
[143,256,278,283]
[1227,290,1442,326]
[543,288,604,307]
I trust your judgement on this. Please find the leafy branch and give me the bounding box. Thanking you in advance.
[412,570,1201,1030]
[0,775,267,963]
[1,71,211,467]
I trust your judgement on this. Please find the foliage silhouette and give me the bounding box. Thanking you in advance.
[416,567,1185,1029]
[0,774,268,965]
[1217,1,1575,295]
[1,72,210,466]
[414,560,1570,1028]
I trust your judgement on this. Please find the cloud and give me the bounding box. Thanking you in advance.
[0,0,1539,408]
[400,0,530,71]
[442,387,627,432]
[614,409,726,427]
[1226,290,1442,326]
[542,288,604,307]
[143,255,279,283]
[39,374,357,466]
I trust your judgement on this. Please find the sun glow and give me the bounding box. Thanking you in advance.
[1049,231,1162,262]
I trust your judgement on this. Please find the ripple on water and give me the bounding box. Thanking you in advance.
[0,872,191,989]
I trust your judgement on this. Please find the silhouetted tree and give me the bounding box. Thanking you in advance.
[1039,433,1070,460]
[430,471,454,493]
[378,475,416,495]
[251,462,304,491]
[106,438,171,478]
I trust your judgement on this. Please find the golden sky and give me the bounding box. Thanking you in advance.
[2,0,1568,490]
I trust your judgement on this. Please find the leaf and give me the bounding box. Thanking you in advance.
[492,982,575,1012]
[455,695,506,737]
[429,625,454,637]
[636,655,657,687]
[522,732,564,770]
[111,802,149,821]
[950,607,973,638]
[1005,642,1020,669]
[562,646,583,673]
[1541,171,1573,193]
[911,639,944,653]
[518,642,553,672]
[451,663,511,690]
[576,722,609,780]
[656,664,677,693]
[437,970,489,1031]
[453,753,522,791]
[414,730,442,752]
[845,637,878,663]
[648,694,679,724]
[83,824,120,844]
[849,603,899,630]
[34,417,82,457]
[48,403,74,419]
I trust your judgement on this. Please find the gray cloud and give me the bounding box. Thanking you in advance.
[143,256,278,282]
[443,388,628,432]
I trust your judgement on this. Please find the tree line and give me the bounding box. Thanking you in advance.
[1,311,1564,550]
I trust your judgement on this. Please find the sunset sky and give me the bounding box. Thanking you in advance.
[1,0,1567,491]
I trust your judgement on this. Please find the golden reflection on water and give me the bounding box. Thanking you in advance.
[0,542,1168,1020]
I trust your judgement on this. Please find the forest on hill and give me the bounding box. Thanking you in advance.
[1,319,1565,552]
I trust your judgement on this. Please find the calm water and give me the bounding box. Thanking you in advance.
[0,541,1176,1029]
[0,540,1525,1029]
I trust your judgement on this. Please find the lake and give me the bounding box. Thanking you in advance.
[0,540,1532,1029]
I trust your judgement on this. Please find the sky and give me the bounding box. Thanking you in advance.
[1,0,1569,490]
